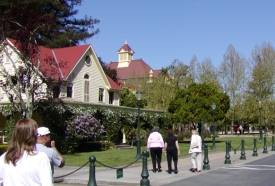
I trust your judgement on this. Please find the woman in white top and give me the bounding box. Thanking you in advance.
[189,130,202,172]
[0,119,52,186]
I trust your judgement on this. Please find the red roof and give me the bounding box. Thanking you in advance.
[50,45,90,79]
[117,43,134,53]
[106,76,122,91]
[6,38,121,90]
[107,59,160,80]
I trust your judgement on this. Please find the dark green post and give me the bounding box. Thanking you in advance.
[271,136,275,151]
[228,140,232,152]
[259,101,263,140]
[224,141,231,164]
[201,118,204,149]
[203,143,210,170]
[240,139,246,160]
[263,137,268,154]
[88,156,97,186]
[135,91,143,159]
[140,150,150,186]
[252,138,258,156]
[211,102,217,150]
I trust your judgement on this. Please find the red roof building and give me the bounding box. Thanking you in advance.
[107,41,161,85]
[0,38,122,106]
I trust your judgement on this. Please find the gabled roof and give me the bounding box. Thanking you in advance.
[6,38,121,91]
[117,43,134,53]
[106,76,122,91]
[108,58,160,80]
[49,45,90,79]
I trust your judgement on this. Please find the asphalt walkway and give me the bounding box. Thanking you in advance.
[54,136,275,186]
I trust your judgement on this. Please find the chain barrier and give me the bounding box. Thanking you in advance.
[266,138,272,147]
[230,143,241,151]
[95,156,142,170]
[230,143,242,155]
[256,140,263,145]
[244,142,254,146]
[54,156,142,179]
[54,160,89,179]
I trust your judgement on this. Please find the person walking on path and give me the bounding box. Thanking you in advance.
[164,129,180,174]
[36,127,65,183]
[234,125,238,134]
[147,126,164,173]
[0,119,52,186]
[189,129,202,173]
[238,125,243,135]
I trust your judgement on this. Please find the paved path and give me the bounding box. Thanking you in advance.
[54,142,275,186]
[162,154,275,186]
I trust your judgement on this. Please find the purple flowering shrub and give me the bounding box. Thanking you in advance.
[65,114,105,140]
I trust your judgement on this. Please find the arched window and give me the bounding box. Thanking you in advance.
[84,74,89,102]
[85,55,91,66]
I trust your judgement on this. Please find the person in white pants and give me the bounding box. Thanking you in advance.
[189,130,202,172]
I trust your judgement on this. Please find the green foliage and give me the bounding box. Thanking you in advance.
[1,0,100,48]
[126,128,148,147]
[248,43,275,101]
[35,102,72,139]
[166,59,189,89]
[59,142,79,154]
[203,130,212,138]
[0,144,8,155]
[101,141,115,151]
[177,131,192,141]
[119,88,147,108]
[35,103,168,148]
[1,101,168,151]
[168,83,230,124]
[4,116,15,142]
[119,88,137,107]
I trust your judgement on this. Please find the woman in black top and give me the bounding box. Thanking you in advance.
[164,129,180,174]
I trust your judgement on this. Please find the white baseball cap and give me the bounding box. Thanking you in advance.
[37,127,53,136]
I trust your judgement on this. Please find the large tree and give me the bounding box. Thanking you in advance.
[218,44,247,133]
[189,56,220,89]
[138,68,174,111]
[168,83,230,129]
[135,59,190,111]
[246,43,275,129]
[248,42,275,102]
[166,59,190,89]
[0,0,100,48]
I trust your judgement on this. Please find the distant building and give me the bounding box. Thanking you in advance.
[107,41,161,86]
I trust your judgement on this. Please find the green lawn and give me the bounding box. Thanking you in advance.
[204,136,272,151]
[63,136,273,167]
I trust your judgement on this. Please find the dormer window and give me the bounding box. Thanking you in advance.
[85,55,91,66]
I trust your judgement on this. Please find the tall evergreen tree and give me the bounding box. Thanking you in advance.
[0,0,99,47]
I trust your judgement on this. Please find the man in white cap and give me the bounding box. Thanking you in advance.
[36,127,65,182]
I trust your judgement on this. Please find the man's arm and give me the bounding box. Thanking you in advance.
[51,141,65,168]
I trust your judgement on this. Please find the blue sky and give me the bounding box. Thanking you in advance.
[76,0,275,70]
